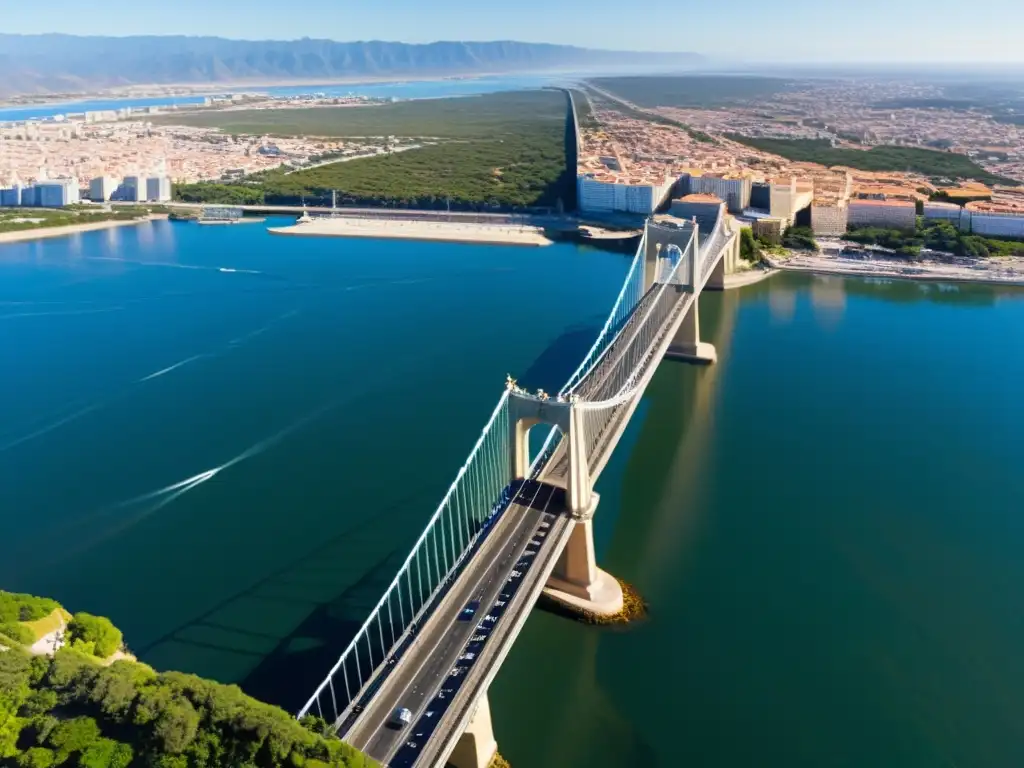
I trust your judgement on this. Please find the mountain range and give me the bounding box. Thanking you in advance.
[0,35,700,96]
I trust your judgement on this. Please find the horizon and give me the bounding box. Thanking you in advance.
[2,0,1023,64]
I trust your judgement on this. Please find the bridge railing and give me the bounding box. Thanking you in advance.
[699,213,726,284]
[560,227,647,396]
[297,390,515,724]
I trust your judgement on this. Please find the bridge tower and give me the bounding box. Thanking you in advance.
[507,388,624,617]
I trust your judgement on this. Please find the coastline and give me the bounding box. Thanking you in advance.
[723,267,778,289]
[0,215,166,246]
[267,217,553,247]
[766,253,1024,288]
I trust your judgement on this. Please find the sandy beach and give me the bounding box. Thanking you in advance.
[0,215,166,246]
[724,266,778,289]
[268,216,553,246]
[767,252,1024,287]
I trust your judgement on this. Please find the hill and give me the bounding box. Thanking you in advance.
[0,35,700,96]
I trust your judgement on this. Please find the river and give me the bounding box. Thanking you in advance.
[2,222,1023,766]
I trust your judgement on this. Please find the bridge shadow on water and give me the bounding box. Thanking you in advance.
[136,488,436,713]
[517,321,603,394]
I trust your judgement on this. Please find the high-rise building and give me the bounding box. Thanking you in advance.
[89,176,118,202]
[35,178,80,207]
[847,199,916,231]
[115,176,141,202]
[0,185,23,207]
[145,175,172,203]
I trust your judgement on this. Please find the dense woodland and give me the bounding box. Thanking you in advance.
[0,592,374,768]
[172,91,572,210]
[723,136,1017,187]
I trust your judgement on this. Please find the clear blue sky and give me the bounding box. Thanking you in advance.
[3,0,1021,63]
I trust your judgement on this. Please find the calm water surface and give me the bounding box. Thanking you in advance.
[3,221,1024,767]
[492,274,1024,768]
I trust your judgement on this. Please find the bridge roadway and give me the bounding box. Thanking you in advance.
[341,283,700,766]
[343,479,574,766]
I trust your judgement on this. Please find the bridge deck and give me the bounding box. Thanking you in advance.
[343,481,569,766]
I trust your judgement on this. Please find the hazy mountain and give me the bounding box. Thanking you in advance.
[0,35,701,96]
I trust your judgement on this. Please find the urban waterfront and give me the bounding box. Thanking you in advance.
[2,221,1024,766]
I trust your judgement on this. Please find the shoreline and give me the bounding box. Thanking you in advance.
[268,217,553,247]
[723,267,779,289]
[767,254,1024,288]
[0,215,166,246]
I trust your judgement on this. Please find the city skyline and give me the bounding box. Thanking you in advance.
[2,0,1023,64]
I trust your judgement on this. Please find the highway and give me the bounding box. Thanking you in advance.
[343,480,568,766]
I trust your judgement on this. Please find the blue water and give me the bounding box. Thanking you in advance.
[0,216,624,710]
[0,74,568,123]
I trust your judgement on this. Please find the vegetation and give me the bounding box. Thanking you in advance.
[739,227,762,262]
[0,645,375,768]
[589,75,793,109]
[782,226,819,251]
[723,136,1019,187]
[846,218,1024,259]
[0,208,157,235]
[172,90,573,210]
[66,614,122,660]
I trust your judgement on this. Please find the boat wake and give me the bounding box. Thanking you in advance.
[137,353,209,382]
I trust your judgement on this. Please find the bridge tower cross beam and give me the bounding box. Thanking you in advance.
[506,388,592,515]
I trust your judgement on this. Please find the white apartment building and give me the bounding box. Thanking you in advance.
[578,174,674,215]
[769,178,815,226]
[811,203,849,236]
[967,210,1024,238]
[847,199,916,230]
[687,174,752,214]
[89,176,118,202]
[35,178,80,207]
[922,201,962,222]
[145,175,172,203]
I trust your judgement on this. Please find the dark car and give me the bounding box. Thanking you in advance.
[458,600,481,621]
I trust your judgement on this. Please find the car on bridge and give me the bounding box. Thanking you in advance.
[390,707,413,729]
[458,600,481,621]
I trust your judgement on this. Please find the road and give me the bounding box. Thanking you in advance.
[343,480,565,766]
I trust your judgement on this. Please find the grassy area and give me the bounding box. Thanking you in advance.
[724,136,1019,186]
[0,207,155,234]
[589,75,794,109]
[174,90,574,210]
[20,608,73,642]
[154,90,563,138]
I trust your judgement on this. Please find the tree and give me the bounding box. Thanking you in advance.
[739,227,761,262]
[45,716,102,762]
[15,747,56,768]
[67,613,122,659]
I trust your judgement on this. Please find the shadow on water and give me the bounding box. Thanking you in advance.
[135,488,433,712]
[517,321,602,393]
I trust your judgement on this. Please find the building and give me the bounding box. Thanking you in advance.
[769,178,815,226]
[964,202,1024,238]
[688,174,752,214]
[89,176,118,202]
[752,216,787,245]
[923,201,962,222]
[811,203,849,236]
[670,194,725,222]
[145,175,172,203]
[577,174,674,215]
[19,185,39,207]
[114,176,141,202]
[0,185,23,207]
[35,178,80,207]
[847,199,916,231]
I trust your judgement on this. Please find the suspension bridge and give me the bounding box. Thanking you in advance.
[297,209,741,768]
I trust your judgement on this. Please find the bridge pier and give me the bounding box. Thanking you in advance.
[665,298,717,365]
[449,692,498,768]
[705,226,740,291]
[543,494,624,617]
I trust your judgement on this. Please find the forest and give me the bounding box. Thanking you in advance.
[723,137,1018,187]
[588,75,794,109]
[172,90,572,210]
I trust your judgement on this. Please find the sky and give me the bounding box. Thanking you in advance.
[1,0,1022,64]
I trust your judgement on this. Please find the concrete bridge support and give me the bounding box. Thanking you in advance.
[705,228,741,291]
[449,692,498,768]
[664,296,717,365]
[544,495,624,617]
